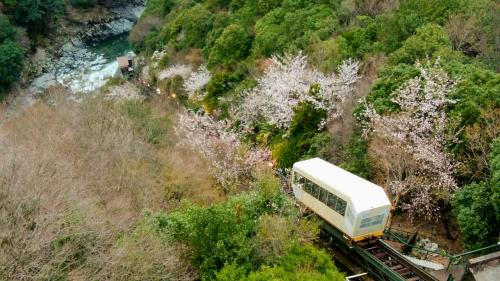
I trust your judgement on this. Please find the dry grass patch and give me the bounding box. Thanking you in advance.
[0,91,218,280]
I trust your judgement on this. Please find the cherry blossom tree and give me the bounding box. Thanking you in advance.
[184,65,211,98]
[176,110,271,191]
[150,48,167,68]
[158,64,193,81]
[362,60,458,221]
[238,53,360,131]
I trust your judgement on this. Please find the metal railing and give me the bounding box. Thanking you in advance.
[383,228,500,270]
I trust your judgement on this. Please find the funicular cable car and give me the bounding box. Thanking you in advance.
[292,158,392,242]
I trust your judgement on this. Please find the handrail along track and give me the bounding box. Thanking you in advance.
[321,223,438,281]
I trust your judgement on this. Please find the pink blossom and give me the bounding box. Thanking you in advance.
[239,53,360,131]
[362,60,458,220]
[176,110,271,191]
[158,64,193,81]
[184,65,211,97]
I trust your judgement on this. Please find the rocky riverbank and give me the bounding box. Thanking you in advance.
[28,1,145,94]
[64,1,145,50]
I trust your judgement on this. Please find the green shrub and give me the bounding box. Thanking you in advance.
[356,64,420,115]
[145,0,175,16]
[164,4,214,50]
[307,38,343,73]
[274,101,328,167]
[14,0,64,30]
[0,40,24,96]
[444,61,500,126]
[335,16,378,59]
[252,3,337,57]
[204,70,244,111]
[374,0,465,52]
[69,0,95,9]
[216,244,344,281]
[208,24,251,68]
[340,130,372,179]
[453,139,500,249]
[154,181,292,280]
[0,14,16,43]
[203,13,230,56]
[389,23,451,65]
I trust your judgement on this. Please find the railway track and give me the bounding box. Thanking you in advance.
[361,240,437,281]
[321,223,439,281]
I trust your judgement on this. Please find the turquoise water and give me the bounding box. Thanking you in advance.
[53,34,133,93]
[89,34,132,61]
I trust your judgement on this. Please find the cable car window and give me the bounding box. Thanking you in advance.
[320,188,329,203]
[360,214,385,228]
[327,193,336,209]
[337,200,347,215]
[306,180,315,197]
[294,173,304,188]
[302,179,309,192]
[314,183,321,198]
[299,176,347,216]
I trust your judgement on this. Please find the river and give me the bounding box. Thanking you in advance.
[28,4,143,95]
[29,34,134,95]
[55,34,132,93]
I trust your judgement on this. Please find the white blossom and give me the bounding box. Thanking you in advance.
[158,64,193,81]
[362,60,458,221]
[239,53,360,131]
[176,110,271,191]
[150,48,167,68]
[184,65,211,97]
[105,82,145,101]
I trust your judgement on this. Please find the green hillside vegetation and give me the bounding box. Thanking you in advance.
[133,0,499,250]
[0,88,343,280]
[1,0,499,280]
[0,13,23,96]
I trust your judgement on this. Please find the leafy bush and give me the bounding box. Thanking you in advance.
[340,130,372,179]
[453,139,500,249]
[120,101,171,145]
[0,14,16,43]
[13,0,64,31]
[274,102,328,167]
[253,3,337,57]
[0,40,24,96]
[163,4,214,50]
[154,174,293,280]
[203,70,244,111]
[357,63,420,114]
[389,23,451,65]
[208,24,251,68]
[152,171,340,280]
[0,14,22,96]
[144,0,175,16]
[374,0,464,52]
[335,16,378,59]
[69,0,95,9]
[216,244,344,281]
[307,38,344,73]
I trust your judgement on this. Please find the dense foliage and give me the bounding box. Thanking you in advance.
[1,1,498,279]
[5,0,64,31]
[136,0,499,250]
[154,173,343,280]
[0,14,23,96]
[452,139,500,249]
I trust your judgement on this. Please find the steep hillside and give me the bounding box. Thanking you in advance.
[133,0,499,250]
[0,0,498,280]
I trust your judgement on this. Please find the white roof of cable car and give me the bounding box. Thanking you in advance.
[293,158,391,212]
